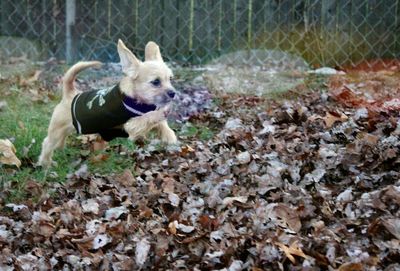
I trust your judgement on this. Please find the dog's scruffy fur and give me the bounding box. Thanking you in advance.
[38,40,177,167]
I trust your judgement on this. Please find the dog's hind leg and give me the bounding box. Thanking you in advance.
[39,136,59,167]
[38,125,73,167]
[38,104,74,167]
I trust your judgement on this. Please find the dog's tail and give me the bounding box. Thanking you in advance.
[62,61,103,99]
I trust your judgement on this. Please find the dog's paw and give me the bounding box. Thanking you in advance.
[37,158,57,168]
[161,130,177,144]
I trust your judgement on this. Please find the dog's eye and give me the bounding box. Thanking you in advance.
[151,79,161,87]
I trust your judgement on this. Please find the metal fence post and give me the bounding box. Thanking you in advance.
[66,0,76,63]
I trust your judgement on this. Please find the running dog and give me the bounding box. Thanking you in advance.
[38,40,177,167]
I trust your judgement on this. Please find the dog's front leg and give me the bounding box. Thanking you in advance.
[123,109,166,141]
[155,120,177,144]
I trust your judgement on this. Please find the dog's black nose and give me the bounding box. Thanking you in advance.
[167,90,175,99]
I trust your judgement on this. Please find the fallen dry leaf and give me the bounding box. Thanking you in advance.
[91,138,108,151]
[266,203,302,233]
[382,218,400,240]
[92,234,111,250]
[179,145,195,156]
[115,169,136,187]
[168,221,177,235]
[172,220,195,233]
[0,139,21,167]
[105,206,128,221]
[337,262,363,271]
[236,151,251,164]
[198,215,219,231]
[90,153,109,163]
[77,134,100,144]
[168,193,180,207]
[71,236,96,251]
[135,238,151,267]
[222,196,248,207]
[21,70,42,85]
[36,221,56,238]
[24,180,43,198]
[276,241,308,264]
[323,111,348,128]
[81,199,100,214]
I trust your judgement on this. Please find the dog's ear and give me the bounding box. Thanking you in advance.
[117,39,141,77]
[145,41,163,62]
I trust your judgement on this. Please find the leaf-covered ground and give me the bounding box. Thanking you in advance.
[0,60,400,270]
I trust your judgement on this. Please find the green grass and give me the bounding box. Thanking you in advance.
[0,83,52,201]
[87,139,137,175]
[0,82,140,203]
[179,122,214,141]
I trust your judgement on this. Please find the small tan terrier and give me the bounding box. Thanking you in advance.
[38,40,177,167]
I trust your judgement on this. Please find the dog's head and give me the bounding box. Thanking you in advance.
[117,39,175,106]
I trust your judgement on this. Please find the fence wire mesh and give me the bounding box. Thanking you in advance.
[0,0,399,68]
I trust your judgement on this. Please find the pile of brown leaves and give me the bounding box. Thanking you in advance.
[1,71,400,270]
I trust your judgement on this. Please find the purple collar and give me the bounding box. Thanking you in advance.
[122,96,157,116]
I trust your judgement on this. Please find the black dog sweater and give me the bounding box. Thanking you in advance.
[71,84,157,141]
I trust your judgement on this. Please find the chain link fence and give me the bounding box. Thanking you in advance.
[0,0,399,67]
